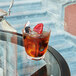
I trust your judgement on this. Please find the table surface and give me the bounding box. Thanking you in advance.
[0,30,70,76]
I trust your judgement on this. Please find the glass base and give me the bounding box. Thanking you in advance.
[27,55,45,61]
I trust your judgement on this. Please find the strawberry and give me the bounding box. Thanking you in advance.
[33,23,44,34]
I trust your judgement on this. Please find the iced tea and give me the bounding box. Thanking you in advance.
[23,31,50,58]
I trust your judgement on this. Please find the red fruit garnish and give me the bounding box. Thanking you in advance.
[33,23,43,34]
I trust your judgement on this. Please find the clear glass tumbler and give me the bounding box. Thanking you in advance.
[22,22,51,60]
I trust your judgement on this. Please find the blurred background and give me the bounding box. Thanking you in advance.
[0,0,64,33]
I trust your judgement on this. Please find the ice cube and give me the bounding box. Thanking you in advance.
[42,31,49,36]
[30,30,37,34]
[30,30,40,37]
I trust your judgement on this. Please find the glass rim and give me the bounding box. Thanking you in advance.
[22,29,51,36]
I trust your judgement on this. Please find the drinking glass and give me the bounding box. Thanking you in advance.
[22,23,51,60]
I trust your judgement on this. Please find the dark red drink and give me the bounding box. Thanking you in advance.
[23,31,50,58]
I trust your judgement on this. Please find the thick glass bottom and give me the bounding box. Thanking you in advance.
[27,54,45,61]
